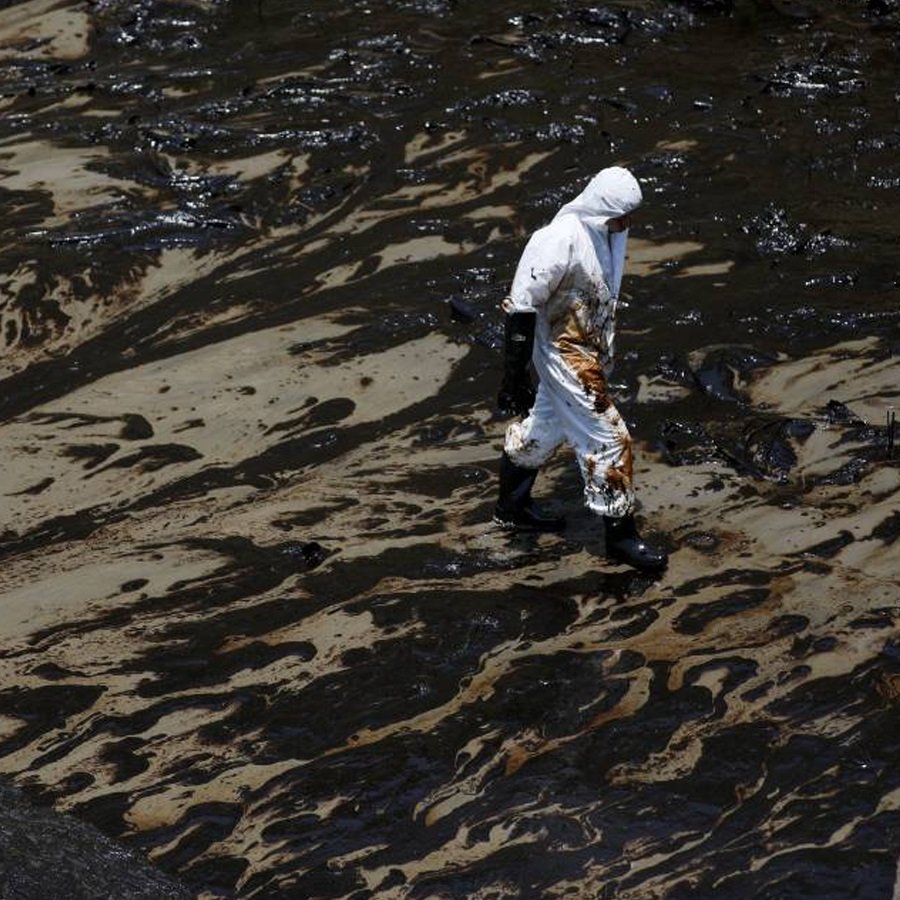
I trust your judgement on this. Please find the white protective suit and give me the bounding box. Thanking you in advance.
[502,166,642,518]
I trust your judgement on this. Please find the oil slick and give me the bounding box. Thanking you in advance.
[0,0,898,898]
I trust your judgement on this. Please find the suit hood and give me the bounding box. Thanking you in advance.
[553,166,643,227]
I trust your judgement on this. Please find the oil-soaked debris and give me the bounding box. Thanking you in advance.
[654,346,778,403]
[825,405,888,451]
[804,272,858,288]
[742,205,851,258]
[760,60,867,97]
[815,454,872,485]
[660,414,816,482]
[447,296,477,322]
[49,207,252,252]
[735,417,810,483]
[682,530,721,552]
[655,354,697,388]
[474,2,692,62]
[823,399,862,425]
[536,120,587,143]
[868,174,900,189]
[658,419,717,467]
[695,348,777,401]
[644,150,687,170]
[693,356,740,401]
[275,540,329,571]
[448,88,543,113]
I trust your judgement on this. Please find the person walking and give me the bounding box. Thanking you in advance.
[494,166,668,572]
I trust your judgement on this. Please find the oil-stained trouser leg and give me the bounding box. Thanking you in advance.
[539,352,635,519]
[504,382,565,469]
[571,403,635,520]
[496,383,566,531]
[545,353,666,570]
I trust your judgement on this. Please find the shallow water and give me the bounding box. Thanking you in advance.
[0,0,898,897]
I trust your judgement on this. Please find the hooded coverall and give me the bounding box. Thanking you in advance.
[502,167,642,519]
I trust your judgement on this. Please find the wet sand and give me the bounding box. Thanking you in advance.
[0,1,898,897]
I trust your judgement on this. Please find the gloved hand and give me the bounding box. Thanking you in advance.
[496,310,537,417]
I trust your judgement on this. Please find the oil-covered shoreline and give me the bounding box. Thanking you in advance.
[0,1,898,897]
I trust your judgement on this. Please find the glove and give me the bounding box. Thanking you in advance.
[497,311,537,417]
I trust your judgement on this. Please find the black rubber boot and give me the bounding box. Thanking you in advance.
[494,452,565,532]
[604,514,668,572]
